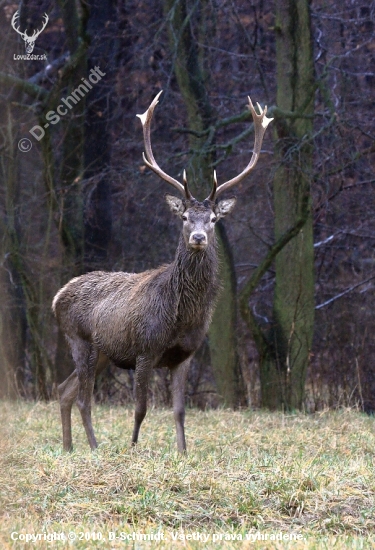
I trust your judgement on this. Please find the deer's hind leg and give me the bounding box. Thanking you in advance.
[76,344,110,450]
[58,369,79,451]
[132,355,160,447]
[59,336,108,451]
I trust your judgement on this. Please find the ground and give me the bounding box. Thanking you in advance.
[0,400,374,548]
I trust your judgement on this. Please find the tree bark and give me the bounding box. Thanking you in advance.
[83,0,115,272]
[53,0,89,384]
[0,260,26,399]
[56,0,88,275]
[164,0,244,407]
[261,0,315,409]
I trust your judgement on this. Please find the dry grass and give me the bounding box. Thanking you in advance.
[0,400,374,549]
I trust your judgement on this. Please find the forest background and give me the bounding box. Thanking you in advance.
[0,0,374,414]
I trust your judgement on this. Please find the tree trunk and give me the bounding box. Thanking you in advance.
[164,0,244,407]
[0,262,26,399]
[260,0,315,409]
[56,0,87,275]
[83,0,115,272]
[53,0,89,384]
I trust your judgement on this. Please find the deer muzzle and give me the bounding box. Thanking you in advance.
[189,232,207,249]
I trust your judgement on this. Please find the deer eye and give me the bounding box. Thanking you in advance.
[211,216,217,223]
[182,215,188,221]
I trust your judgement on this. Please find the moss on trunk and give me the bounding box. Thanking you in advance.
[260,0,315,409]
[164,0,244,407]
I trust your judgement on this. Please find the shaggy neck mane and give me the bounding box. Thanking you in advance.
[170,234,220,317]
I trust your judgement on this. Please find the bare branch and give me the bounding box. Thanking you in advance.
[315,275,375,310]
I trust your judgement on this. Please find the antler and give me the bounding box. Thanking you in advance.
[11,11,26,38]
[207,97,273,201]
[138,92,272,202]
[30,13,49,40]
[137,91,192,199]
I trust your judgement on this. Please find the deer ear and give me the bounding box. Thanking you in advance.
[215,197,237,219]
[166,194,185,217]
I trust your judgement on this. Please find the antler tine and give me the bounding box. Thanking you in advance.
[137,91,191,199]
[33,13,49,38]
[11,11,25,37]
[208,96,273,200]
[183,170,193,200]
[207,170,217,202]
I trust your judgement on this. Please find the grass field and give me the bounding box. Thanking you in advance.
[0,400,374,549]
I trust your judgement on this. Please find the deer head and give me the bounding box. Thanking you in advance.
[137,91,273,250]
[165,194,237,251]
[11,10,48,54]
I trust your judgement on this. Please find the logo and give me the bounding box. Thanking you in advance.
[11,10,48,54]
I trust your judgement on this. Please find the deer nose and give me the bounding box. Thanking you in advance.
[190,232,207,246]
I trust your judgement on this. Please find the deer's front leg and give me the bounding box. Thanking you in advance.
[171,357,191,453]
[131,355,157,446]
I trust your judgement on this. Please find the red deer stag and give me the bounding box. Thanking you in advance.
[53,91,272,452]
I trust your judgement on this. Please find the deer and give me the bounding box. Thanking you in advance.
[11,10,48,54]
[52,91,273,453]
